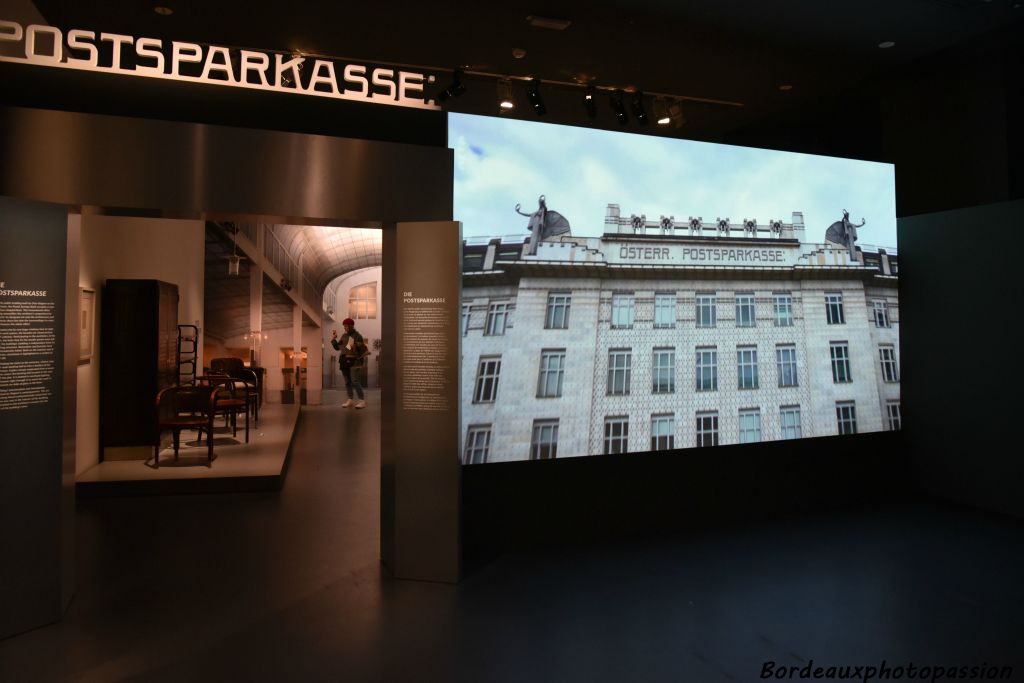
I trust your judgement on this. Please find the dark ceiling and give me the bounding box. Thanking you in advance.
[29,0,1023,139]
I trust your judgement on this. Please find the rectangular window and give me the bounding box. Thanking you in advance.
[773,292,794,327]
[739,409,762,444]
[737,346,759,389]
[879,345,899,382]
[776,345,798,387]
[348,281,378,319]
[604,416,629,455]
[651,414,675,451]
[836,401,857,435]
[611,294,635,329]
[464,425,491,464]
[537,349,566,398]
[485,301,513,336]
[830,342,852,383]
[696,347,718,391]
[545,293,571,329]
[873,300,890,328]
[696,293,716,328]
[530,419,559,460]
[696,411,719,447]
[473,356,501,403]
[652,347,676,393]
[886,401,902,431]
[461,305,470,336]
[780,406,802,440]
[735,293,756,328]
[825,292,845,325]
[607,349,632,395]
[654,293,676,329]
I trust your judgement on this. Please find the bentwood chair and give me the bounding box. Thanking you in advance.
[155,385,218,467]
[196,374,250,444]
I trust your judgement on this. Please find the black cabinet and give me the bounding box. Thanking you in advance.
[100,279,178,459]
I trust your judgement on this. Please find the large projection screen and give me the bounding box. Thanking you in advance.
[452,113,899,464]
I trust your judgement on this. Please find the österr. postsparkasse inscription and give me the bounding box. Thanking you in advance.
[616,245,788,264]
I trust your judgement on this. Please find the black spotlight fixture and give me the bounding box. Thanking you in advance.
[526,78,546,116]
[438,68,467,102]
[583,84,597,118]
[610,90,628,125]
[630,91,649,125]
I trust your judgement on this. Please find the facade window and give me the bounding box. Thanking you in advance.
[537,349,566,398]
[696,293,717,328]
[830,342,852,383]
[873,300,890,328]
[879,345,899,382]
[348,281,377,319]
[604,416,629,454]
[776,345,798,387]
[735,293,756,328]
[696,347,718,391]
[461,305,470,336]
[464,425,491,464]
[545,293,571,329]
[886,401,902,431]
[773,292,794,327]
[696,411,719,447]
[780,406,802,440]
[473,356,501,403]
[836,401,857,435]
[737,346,759,389]
[652,347,676,393]
[607,349,632,395]
[654,293,676,329]
[825,292,845,325]
[651,414,675,451]
[611,294,635,329]
[485,301,513,336]
[530,419,559,460]
[739,409,762,444]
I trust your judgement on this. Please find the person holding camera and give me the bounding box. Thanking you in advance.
[331,318,369,408]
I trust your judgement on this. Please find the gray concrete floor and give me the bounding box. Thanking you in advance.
[1,387,1023,681]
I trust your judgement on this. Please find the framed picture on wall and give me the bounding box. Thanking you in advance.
[79,288,95,363]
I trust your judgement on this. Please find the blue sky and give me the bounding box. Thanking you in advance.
[449,113,898,251]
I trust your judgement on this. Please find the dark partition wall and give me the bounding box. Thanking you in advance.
[0,196,75,638]
[898,199,1024,518]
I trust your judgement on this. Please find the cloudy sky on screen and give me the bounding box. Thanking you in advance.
[449,113,897,251]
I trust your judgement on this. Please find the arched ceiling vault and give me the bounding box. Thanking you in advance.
[270,225,383,295]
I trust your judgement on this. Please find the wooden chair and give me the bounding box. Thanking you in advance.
[197,374,250,444]
[155,385,218,467]
[210,357,261,424]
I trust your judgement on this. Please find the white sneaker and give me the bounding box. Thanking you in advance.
[341,399,353,408]
[354,400,366,409]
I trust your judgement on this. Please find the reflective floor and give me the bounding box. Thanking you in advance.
[1,387,1022,682]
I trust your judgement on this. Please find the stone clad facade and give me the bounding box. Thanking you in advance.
[461,209,900,463]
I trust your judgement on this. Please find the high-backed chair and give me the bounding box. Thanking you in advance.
[155,385,218,467]
[197,374,250,444]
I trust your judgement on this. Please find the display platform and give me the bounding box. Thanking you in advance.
[75,403,301,496]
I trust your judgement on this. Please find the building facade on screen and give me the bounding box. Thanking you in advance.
[460,205,901,464]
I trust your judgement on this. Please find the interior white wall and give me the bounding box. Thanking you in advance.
[76,215,205,476]
[323,267,383,390]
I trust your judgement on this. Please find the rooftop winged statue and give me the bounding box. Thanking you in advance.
[825,210,865,260]
[516,195,571,254]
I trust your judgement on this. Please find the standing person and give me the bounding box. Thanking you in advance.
[331,318,368,408]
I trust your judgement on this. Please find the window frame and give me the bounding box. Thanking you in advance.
[348,281,378,320]
[735,292,756,328]
[695,292,717,329]
[873,300,891,328]
[886,401,902,431]
[825,292,845,325]
[603,416,630,455]
[485,300,513,336]
[607,348,632,396]
[773,292,794,327]
[836,401,857,435]
[696,346,718,392]
[530,419,559,460]
[737,345,759,390]
[536,349,566,398]
[650,414,675,451]
[776,344,798,388]
[879,345,899,382]
[464,425,492,464]
[654,293,677,329]
[545,293,572,330]
[830,342,852,383]
[473,356,502,403]
[780,405,802,440]
[611,293,635,330]
[696,411,719,448]
[738,408,762,444]
[652,347,676,394]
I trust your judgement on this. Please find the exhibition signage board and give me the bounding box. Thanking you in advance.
[0,19,441,111]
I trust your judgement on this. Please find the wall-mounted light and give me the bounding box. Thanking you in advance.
[583,84,597,119]
[498,79,515,112]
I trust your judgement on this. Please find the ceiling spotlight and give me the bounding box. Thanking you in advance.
[526,78,546,116]
[583,84,597,119]
[630,91,649,125]
[878,41,896,49]
[438,68,467,102]
[666,100,686,128]
[610,90,628,126]
[498,79,515,112]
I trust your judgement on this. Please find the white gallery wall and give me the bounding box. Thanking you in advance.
[323,266,383,390]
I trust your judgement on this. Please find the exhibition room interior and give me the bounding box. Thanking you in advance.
[1,0,1023,680]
